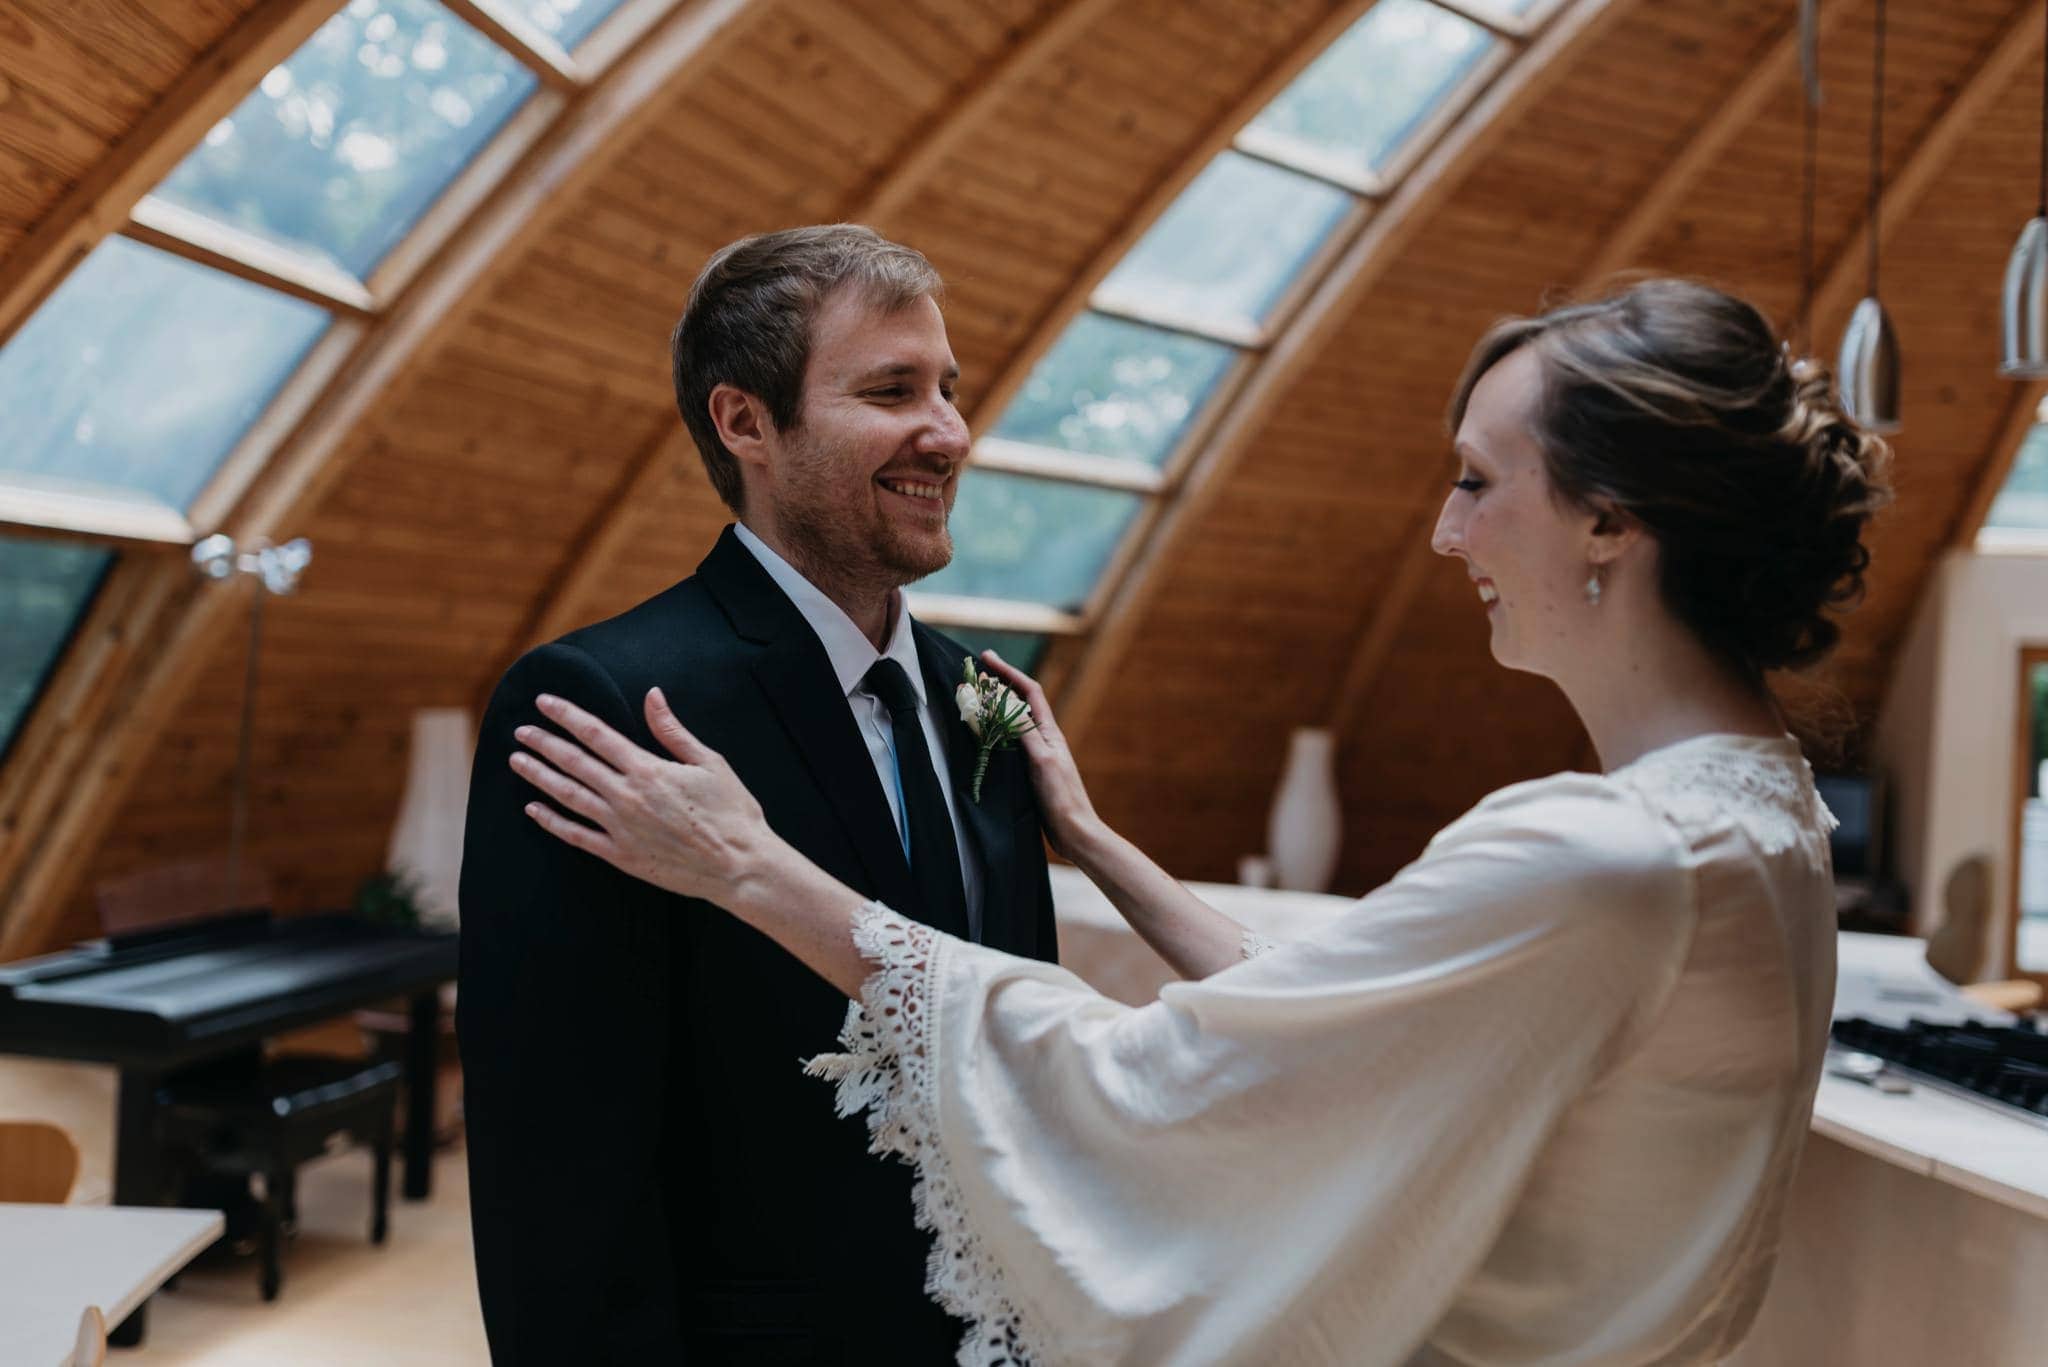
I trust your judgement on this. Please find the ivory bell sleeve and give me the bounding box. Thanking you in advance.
[804,778,1699,1367]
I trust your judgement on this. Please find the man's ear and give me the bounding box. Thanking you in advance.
[708,383,775,478]
[1585,499,1643,567]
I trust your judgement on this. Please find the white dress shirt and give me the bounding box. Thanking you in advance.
[734,522,982,939]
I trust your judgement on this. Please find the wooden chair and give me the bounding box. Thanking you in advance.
[1926,854,2044,1012]
[0,1119,81,1203]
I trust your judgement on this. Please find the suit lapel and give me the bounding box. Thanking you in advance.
[698,529,919,915]
[918,626,1018,948]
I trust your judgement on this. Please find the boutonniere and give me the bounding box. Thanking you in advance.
[955,656,1036,803]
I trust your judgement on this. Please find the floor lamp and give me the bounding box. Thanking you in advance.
[190,534,312,914]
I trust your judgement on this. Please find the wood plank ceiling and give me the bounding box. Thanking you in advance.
[0,0,2041,954]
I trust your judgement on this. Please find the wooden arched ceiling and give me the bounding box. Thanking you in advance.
[0,0,1373,953]
[0,0,2041,957]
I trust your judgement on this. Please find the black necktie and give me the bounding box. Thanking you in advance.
[862,659,969,939]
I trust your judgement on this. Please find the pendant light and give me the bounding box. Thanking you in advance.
[2001,0,2048,376]
[1838,0,1902,433]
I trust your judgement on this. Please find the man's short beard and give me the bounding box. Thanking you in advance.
[771,469,953,602]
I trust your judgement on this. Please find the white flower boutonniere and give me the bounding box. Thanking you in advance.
[956,656,1036,802]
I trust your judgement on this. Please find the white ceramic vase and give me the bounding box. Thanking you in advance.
[1267,726,1341,892]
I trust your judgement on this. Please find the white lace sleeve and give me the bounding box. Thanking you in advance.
[802,903,1042,1365]
[1241,927,1278,960]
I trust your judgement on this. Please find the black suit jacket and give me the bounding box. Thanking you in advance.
[458,527,1059,1364]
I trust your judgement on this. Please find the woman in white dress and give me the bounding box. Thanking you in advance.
[507,279,1892,1365]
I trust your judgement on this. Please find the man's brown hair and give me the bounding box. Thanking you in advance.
[670,224,943,513]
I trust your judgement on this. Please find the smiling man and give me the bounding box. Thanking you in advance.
[457,226,1060,1364]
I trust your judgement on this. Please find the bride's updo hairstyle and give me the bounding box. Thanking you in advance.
[1449,278,1893,681]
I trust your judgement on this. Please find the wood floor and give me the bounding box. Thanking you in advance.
[0,1054,489,1364]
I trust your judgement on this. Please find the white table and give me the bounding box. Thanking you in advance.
[0,1203,221,1367]
[1050,864,1351,1005]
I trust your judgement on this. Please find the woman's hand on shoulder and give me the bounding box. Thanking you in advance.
[978,649,1105,861]
[510,687,787,908]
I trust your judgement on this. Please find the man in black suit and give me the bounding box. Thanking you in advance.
[458,225,1059,1363]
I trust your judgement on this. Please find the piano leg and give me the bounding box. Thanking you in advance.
[403,988,440,1200]
[109,1067,164,1347]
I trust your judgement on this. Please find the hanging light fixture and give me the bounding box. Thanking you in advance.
[1838,0,1902,433]
[2001,0,2048,376]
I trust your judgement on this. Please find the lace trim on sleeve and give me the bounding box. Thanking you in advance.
[1241,927,1278,960]
[802,903,1046,1367]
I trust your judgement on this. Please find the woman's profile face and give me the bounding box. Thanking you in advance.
[1432,346,1601,678]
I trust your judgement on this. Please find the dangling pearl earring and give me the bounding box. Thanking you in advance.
[1584,567,1603,607]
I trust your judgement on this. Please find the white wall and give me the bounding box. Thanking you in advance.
[1873,549,2048,977]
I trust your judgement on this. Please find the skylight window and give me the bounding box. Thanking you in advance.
[1246,0,1494,181]
[1095,152,1355,338]
[153,0,537,278]
[0,237,329,511]
[940,629,1050,676]
[950,0,1531,631]
[1981,424,2048,544]
[0,536,113,762]
[992,314,1237,467]
[919,473,1144,611]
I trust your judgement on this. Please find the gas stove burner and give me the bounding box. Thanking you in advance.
[1830,1017,2048,1126]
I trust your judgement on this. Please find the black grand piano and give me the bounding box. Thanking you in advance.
[0,910,458,1340]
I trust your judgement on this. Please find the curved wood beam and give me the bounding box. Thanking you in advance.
[1058,0,1630,745]
[908,0,1412,707]
[953,0,1383,440]
[0,0,755,958]
[0,0,338,350]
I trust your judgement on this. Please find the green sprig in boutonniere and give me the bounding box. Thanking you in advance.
[955,656,1037,802]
